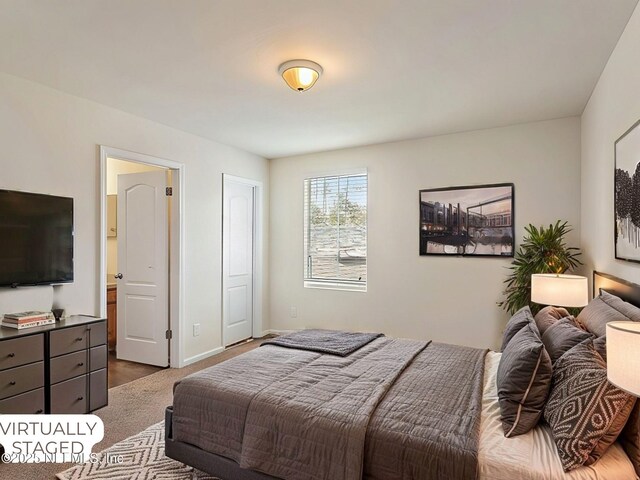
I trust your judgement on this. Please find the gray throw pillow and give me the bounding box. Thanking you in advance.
[497,321,552,437]
[577,290,640,337]
[501,306,534,351]
[593,335,607,361]
[544,340,635,471]
[534,305,571,335]
[541,317,592,364]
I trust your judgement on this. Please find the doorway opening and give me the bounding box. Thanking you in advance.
[99,146,184,377]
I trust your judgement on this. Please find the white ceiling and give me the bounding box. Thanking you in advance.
[0,0,637,158]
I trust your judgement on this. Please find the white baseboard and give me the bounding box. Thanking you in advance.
[181,346,224,367]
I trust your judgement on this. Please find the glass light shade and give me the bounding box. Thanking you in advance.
[530,274,588,307]
[278,60,323,92]
[607,321,640,397]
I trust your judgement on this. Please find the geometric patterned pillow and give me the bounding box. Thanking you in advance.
[543,340,635,471]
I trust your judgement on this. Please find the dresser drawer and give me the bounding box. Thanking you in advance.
[0,362,44,400]
[90,345,107,372]
[90,369,107,411]
[50,350,87,384]
[49,325,88,357]
[88,321,107,348]
[0,388,44,414]
[0,334,43,371]
[51,375,87,414]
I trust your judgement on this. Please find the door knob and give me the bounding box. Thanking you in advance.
[114,273,123,279]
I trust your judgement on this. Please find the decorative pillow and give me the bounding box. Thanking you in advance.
[501,306,535,351]
[541,317,592,364]
[590,333,639,475]
[534,305,571,335]
[497,321,552,437]
[543,340,635,471]
[592,335,607,361]
[577,290,640,337]
[621,403,640,478]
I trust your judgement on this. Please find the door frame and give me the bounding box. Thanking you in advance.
[99,146,185,368]
[222,174,264,347]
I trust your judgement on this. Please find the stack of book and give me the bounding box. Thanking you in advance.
[1,311,55,329]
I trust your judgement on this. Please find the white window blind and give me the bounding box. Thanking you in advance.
[303,173,367,289]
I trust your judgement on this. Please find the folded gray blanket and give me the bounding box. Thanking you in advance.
[261,328,384,356]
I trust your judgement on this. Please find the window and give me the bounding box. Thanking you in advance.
[303,173,367,291]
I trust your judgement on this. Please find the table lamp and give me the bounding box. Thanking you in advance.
[530,273,589,308]
[607,321,640,396]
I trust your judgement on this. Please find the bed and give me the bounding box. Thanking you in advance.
[165,271,640,480]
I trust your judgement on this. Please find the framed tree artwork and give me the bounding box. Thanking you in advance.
[419,183,514,257]
[615,118,640,263]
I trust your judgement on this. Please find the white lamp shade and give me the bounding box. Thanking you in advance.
[530,274,588,308]
[607,321,640,397]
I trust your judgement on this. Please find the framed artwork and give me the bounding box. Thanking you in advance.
[419,183,514,257]
[615,118,640,263]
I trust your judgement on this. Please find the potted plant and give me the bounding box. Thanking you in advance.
[500,221,582,315]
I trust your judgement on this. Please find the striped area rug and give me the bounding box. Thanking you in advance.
[56,421,220,480]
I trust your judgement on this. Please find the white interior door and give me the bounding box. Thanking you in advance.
[116,170,169,367]
[223,178,254,346]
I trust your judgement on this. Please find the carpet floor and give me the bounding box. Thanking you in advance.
[0,338,264,480]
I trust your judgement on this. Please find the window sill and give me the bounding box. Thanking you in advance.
[304,280,367,293]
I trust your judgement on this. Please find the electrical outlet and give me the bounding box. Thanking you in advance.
[193,323,201,337]
[290,306,298,318]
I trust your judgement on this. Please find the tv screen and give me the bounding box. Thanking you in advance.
[0,190,74,287]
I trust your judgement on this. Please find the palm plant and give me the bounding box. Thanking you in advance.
[500,221,582,315]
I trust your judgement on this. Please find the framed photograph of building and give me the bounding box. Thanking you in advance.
[615,118,640,263]
[419,183,514,257]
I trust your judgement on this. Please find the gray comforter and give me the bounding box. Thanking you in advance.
[364,342,487,480]
[172,338,487,480]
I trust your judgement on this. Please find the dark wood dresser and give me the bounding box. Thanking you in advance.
[0,315,108,414]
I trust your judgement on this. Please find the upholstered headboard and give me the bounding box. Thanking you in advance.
[593,271,640,307]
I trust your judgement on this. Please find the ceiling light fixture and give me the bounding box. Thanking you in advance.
[278,59,323,92]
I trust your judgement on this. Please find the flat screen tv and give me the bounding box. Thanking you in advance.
[0,190,74,287]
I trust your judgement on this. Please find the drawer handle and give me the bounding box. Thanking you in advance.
[9,381,16,386]
[77,396,84,401]
[35,409,43,414]
[75,337,84,342]
[7,353,15,358]
[77,362,84,367]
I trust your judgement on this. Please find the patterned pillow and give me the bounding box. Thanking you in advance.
[534,305,571,335]
[588,335,640,476]
[541,317,592,364]
[497,321,552,437]
[544,340,636,471]
[501,306,534,351]
[621,404,640,478]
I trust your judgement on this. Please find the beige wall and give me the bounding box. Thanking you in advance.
[269,117,582,350]
[581,4,640,289]
[0,72,269,364]
[105,158,165,275]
